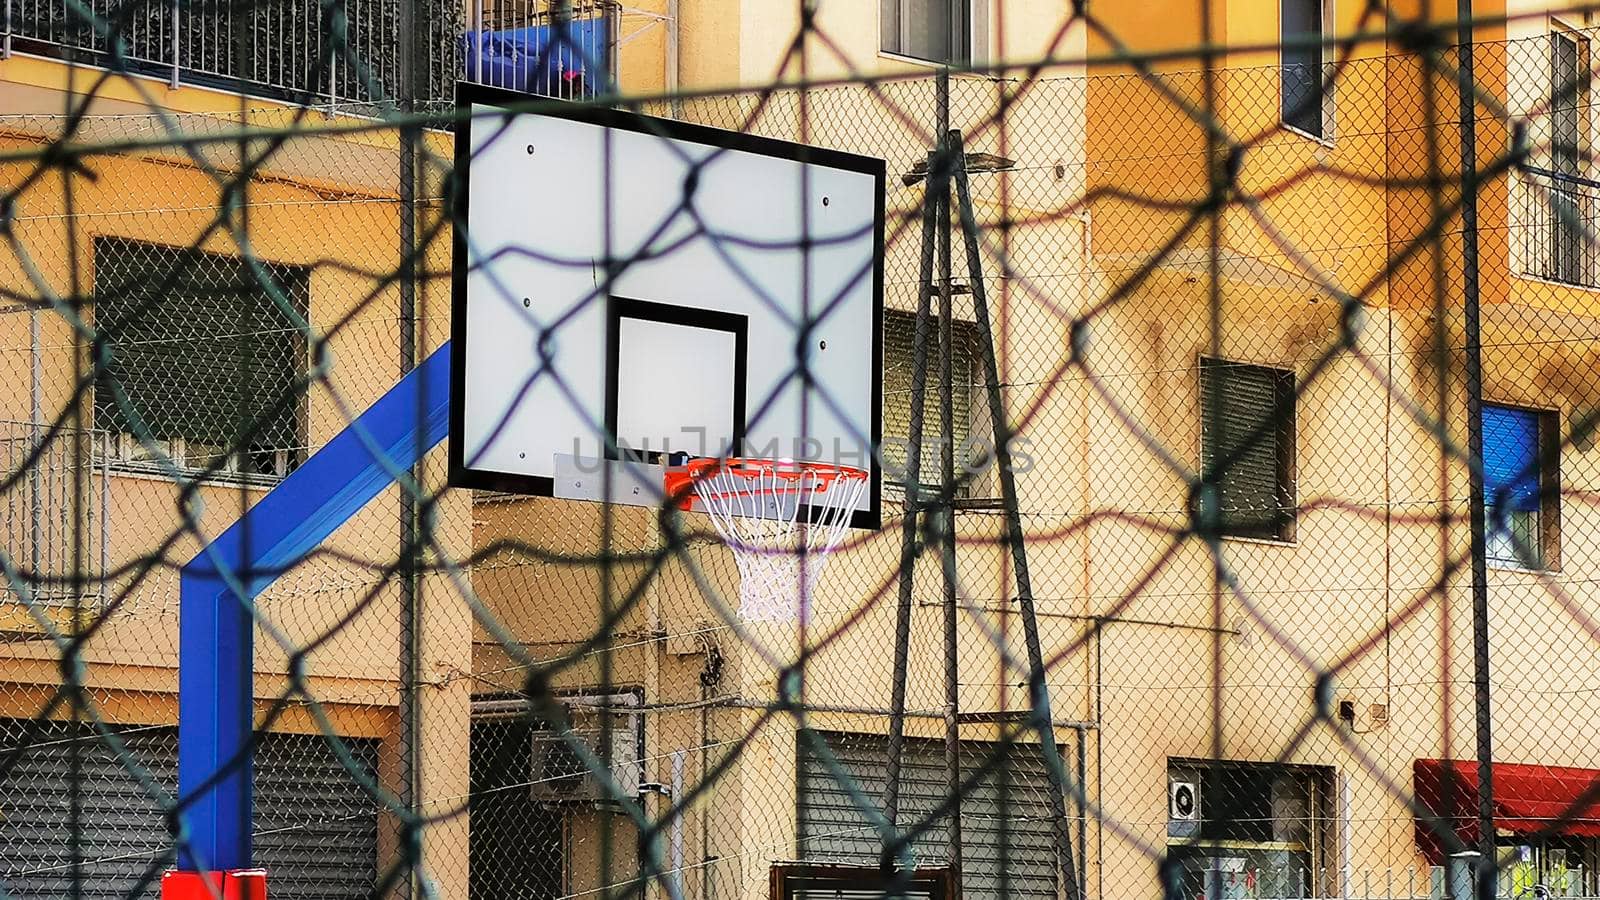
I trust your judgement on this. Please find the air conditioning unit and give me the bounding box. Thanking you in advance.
[1170,780,1199,821]
[529,694,642,806]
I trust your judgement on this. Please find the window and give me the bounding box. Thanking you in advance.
[1199,358,1296,541]
[1551,28,1589,177]
[469,711,565,900]
[468,692,642,900]
[1280,0,1329,138]
[797,731,1064,900]
[882,311,981,498]
[1548,28,1592,284]
[1481,404,1560,569]
[92,238,309,481]
[880,0,971,65]
[1498,838,1600,898]
[0,718,380,900]
[1168,759,1336,900]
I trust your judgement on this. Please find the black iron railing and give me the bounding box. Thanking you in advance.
[1516,166,1600,289]
[0,0,617,107]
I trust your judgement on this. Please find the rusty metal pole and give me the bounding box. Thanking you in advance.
[950,129,1082,900]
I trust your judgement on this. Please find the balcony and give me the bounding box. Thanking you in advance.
[464,1,618,101]
[1514,167,1600,290]
[0,0,620,108]
[0,421,110,634]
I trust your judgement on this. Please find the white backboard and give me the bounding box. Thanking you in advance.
[450,88,885,528]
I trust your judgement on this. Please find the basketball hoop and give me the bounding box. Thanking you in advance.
[664,458,868,622]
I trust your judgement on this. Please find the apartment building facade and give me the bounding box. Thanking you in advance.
[1,1,1597,899]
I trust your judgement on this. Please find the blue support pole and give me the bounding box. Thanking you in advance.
[176,342,452,872]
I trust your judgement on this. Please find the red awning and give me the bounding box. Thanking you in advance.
[1414,759,1600,863]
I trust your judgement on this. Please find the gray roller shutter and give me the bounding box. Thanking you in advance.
[254,732,381,900]
[796,732,1060,900]
[0,720,378,900]
[0,720,176,900]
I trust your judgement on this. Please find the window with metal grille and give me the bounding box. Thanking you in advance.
[880,0,971,65]
[1280,0,1329,138]
[1167,759,1336,900]
[1481,403,1561,570]
[469,715,564,900]
[881,310,980,499]
[1199,358,1296,541]
[91,238,309,482]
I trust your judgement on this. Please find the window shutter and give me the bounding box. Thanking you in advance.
[880,0,969,64]
[797,732,1059,900]
[92,238,309,469]
[1201,359,1294,539]
[1482,405,1541,513]
[1280,0,1324,136]
[1552,32,1582,176]
[882,312,976,497]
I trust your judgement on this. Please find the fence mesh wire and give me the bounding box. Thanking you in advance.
[2,2,1600,900]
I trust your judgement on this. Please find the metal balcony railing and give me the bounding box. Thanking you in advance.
[1515,167,1600,289]
[464,1,618,100]
[0,421,110,612]
[0,0,618,107]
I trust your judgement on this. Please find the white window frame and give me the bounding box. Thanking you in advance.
[1280,0,1336,143]
[103,432,292,484]
[1482,402,1561,572]
[879,0,988,68]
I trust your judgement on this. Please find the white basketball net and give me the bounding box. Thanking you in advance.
[687,462,868,623]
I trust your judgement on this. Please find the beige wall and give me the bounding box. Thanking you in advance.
[15,3,1600,899]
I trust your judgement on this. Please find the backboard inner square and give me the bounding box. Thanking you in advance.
[612,313,745,460]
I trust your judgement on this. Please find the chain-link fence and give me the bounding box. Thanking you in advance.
[4,3,1600,900]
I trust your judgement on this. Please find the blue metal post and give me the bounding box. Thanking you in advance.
[176,342,453,871]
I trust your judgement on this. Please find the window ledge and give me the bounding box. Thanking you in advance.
[877,51,993,77]
[1281,121,1335,148]
[1487,560,1558,575]
[0,602,86,638]
[1218,532,1298,548]
[1510,270,1600,293]
[101,459,282,490]
[883,484,976,505]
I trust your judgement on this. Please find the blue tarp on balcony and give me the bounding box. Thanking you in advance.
[463,18,611,99]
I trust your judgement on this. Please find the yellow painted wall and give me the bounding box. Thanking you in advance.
[0,56,471,897]
[15,3,1600,899]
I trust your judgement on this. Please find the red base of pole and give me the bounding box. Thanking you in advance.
[161,869,267,900]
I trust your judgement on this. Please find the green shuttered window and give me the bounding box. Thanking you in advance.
[92,237,309,480]
[1200,358,1296,541]
[882,310,978,498]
